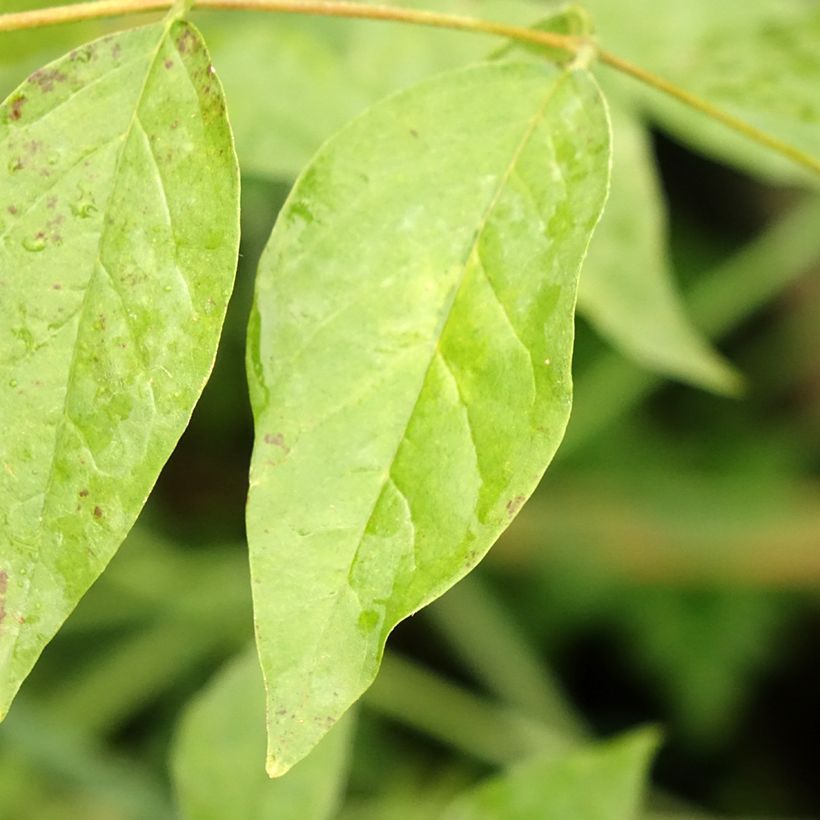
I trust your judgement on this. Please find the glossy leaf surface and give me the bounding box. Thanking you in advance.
[0,21,240,716]
[247,61,611,774]
[173,649,354,820]
[444,729,659,820]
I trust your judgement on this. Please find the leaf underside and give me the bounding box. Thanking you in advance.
[0,21,239,716]
[247,61,611,775]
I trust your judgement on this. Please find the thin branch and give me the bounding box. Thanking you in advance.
[1,0,819,179]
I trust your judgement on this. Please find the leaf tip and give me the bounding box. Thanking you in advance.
[265,753,293,779]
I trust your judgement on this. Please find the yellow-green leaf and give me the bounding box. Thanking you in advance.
[0,21,239,717]
[247,61,611,775]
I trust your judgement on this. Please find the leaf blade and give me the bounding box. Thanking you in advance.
[0,21,240,716]
[444,728,659,820]
[247,61,611,774]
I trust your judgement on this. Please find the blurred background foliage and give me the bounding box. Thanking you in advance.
[1,0,819,817]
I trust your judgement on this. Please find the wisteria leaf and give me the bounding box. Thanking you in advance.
[0,21,240,717]
[247,61,611,775]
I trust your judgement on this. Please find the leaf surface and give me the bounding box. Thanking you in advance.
[172,649,354,820]
[0,21,240,716]
[444,728,659,820]
[247,61,611,774]
[585,0,820,185]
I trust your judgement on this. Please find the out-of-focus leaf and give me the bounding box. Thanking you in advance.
[585,0,820,185]
[196,0,541,179]
[172,649,355,820]
[0,22,240,717]
[247,61,611,774]
[578,103,740,393]
[444,728,659,820]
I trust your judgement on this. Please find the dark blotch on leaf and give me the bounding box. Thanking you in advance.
[79,489,89,497]
[506,495,526,517]
[264,433,290,454]
[29,68,67,93]
[9,95,27,122]
[176,28,197,55]
[93,506,103,519]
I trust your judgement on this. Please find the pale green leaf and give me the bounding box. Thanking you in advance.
[0,21,240,716]
[578,102,741,393]
[196,0,543,179]
[172,649,355,820]
[247,61,611,774]
[444,728,659,820]
[585,0,820,185]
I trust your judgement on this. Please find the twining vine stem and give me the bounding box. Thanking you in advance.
[2,0,820,178]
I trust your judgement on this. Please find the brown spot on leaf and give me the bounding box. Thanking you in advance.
[8,205,18,215]
[93,506,103,518]
[506,496,526,517]
[176,27,197,54]
[30,68,67,92]
[9,95,27,121]
[79,488,89,497]
[264,433,290,454]
[164,59,174,70]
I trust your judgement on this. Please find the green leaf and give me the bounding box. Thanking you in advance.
[494,17,740,392]
[443,728,659,820]
[0,21,240,717]
[172,649,355,820]
[578,102,740,393]
[247,61,611,774]
[197,0,543,179]
[585,0,820,185]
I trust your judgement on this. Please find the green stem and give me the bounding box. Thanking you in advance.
[1,1,819,179]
